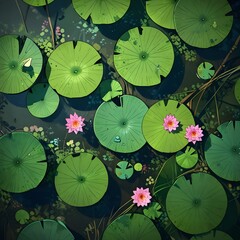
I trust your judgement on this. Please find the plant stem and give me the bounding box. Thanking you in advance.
[15,0,28,34]
[214,86,220,125]
[45,1,55,49]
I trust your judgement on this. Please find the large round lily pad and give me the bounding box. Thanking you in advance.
[0,132,47,193]
[204,121,240,181]
[23,0,54,6]
[27,83,60,118]
[72,0,131,24]
[0,35,43,94]
[166,173,227,234]
[17,219,74,240]
[46,41,103,98]
[146,0,177,29]
[142,100,195,153]
[93,95,148,153]
[55,153,108,207]
[174,0,233,48]
[102,213,161,240]
[190,230,233,240]
[114,26,174,86]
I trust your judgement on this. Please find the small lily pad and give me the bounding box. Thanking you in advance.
[196,62,215,80]
[176,146,198,169]
[99,79,123,102]
[15,209,30,224]
[143,202,162,220]
[115,161,133,180]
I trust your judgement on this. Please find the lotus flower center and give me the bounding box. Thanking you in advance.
[167,120,173,127]
[191,131,197,137]
[72,120,80,128]
[139,193,145,200]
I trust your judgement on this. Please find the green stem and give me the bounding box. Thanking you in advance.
[15,0,28,34]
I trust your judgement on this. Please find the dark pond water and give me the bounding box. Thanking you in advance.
[0,0,240,239]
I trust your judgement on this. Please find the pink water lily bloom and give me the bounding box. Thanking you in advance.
[185,124,204,144]
[163,115,179,132]
[131,187,152,207]
[65,113,85,134]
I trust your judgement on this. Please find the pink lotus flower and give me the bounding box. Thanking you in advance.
[185,125,204,144]
[65,113,85,134]
[163,115,179,132]
[131,187,152,207]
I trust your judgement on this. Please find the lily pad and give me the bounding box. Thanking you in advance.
[174,0,233,48]
[72,0,131,24]
[196,62,215,80]
[27,83,60,118]
[23,0,54,6]
[15,209,30,224]
[17,219,74,240]
[93,95,148,153]
[55,153,108,207]
[142,100,195,153]
[0,35,43,94]
[102,213,161,240]
[204,121,240,181]
[100,79,123,102]
[46,41,103,98]
[190,230,233,240]
[143,202,162,220]
[234,78,240,104]
[166,173,228,234]
[176,146,198,169]
[115,161,133,180]
[114,26,174,86]
[0,132,47,193]
[146,0,177,29]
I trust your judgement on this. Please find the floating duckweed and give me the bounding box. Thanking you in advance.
[60,29,65,33]
[93,43,101,51]
[60,38,65,43]
[23,126,29,132]
[134,162,143,171]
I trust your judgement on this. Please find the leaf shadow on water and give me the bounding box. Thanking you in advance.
[136,53,185,100]
[97,0,147,41]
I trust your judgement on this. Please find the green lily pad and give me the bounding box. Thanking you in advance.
[102,213,161,240]
[72,0,131,24]
[174,0,233,48]
[55,153,108,207]
[234,78,240,104]
[143,202,162,220]
[0,35,43,94]
[114,26,174,86]
[204,121,240,181]
[46,41,103,98]
[153,156,182,205]
[146,0,177,29]
[17,219,74,240]
[0,132,47,193]
[176,146,198,169]
[93,95,148,153]
[115,161,133,180]
[197,62,215,80]
[142,100,195,153]
[166,173,228,234]
[190,230,233,240]
[23,0,54,6]
[27,83,60,118]
[100,79,123,102]
[15,209,30,224]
